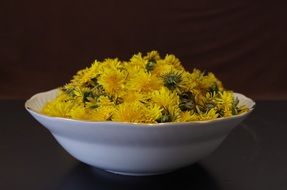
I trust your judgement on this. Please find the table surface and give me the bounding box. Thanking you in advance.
[1,100,287,190]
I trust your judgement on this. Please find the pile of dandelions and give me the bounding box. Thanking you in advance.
[42,51,248,123]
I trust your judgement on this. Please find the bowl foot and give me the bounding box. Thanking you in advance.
[105,169,172,176]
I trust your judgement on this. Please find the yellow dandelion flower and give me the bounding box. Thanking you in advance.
[194,91,214,108]
[162,105,181,122]
[143,104,163,123]
[143,50,161,61]
[70,105,115,121]
[163,54,184,70]
[187,69,204,88]
[69,105,91,120]
[100,58,123,71]
[112,102,146,123]
[121,91,145,103]
[62,83,76,96]
[85,95,114,108]
[150,87,179,108]
[179,71,199,92]
[42,92,75,117]
[70,61,101,87]
[70,67,91,86]
[98,96,114,106]
[98,67,127,95]
[90,106,115,121]
[125,66,145,80]
[198,108,219,120]
[192,89,204,106]
[216,91,234,116]
[176,111,198,122]
[71,87,85,97]
[127,70,162,93]
[129,53,147,69]
[200,72,223,91]
[151,60,174,76]
[190,69,204,80]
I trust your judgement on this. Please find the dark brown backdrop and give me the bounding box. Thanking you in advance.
[1,0,287,99]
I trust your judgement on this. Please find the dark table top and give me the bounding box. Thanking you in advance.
[1,100,287,190]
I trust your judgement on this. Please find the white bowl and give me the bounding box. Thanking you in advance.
[25,89,255,176]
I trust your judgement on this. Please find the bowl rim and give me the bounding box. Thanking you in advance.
[25,88,256,127]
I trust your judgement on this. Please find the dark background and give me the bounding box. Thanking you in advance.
[1,0,287,100]
[1,2,287,189]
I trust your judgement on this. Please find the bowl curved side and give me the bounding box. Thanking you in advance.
[24,88,255,175]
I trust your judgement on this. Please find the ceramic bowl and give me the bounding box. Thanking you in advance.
[25,89,255,176]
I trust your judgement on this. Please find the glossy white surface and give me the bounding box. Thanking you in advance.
[25,89,255,176]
